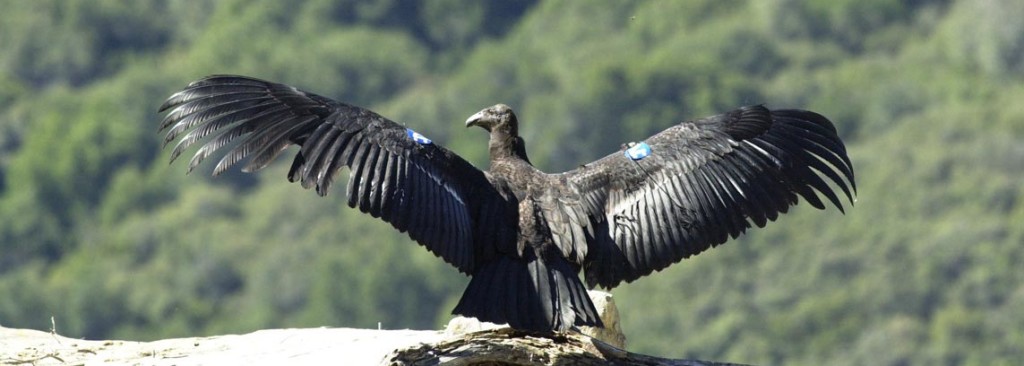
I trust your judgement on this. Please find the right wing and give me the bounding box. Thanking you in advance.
[159,75,509,273]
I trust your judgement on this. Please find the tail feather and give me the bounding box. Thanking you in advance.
[453,255,602,331]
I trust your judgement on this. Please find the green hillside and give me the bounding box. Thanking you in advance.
[1,1,1022,364]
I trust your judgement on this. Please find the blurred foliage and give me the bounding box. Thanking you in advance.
[1,0,1022,365]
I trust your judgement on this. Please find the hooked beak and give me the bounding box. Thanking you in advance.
[465,110,485,128]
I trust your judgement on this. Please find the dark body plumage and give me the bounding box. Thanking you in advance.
[159,75,856,332]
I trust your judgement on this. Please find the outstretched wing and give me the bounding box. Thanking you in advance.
[158,75,503,273]
[563,105,856,288]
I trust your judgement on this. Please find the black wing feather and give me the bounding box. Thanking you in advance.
[566,105,856,289]
[159,75,502,274]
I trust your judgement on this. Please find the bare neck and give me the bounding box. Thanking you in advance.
[488,125,531,165]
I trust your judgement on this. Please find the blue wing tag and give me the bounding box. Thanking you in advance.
[625,142,652,161]
[406,128,433,145]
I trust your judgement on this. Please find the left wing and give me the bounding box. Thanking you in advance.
[560,105,856,288]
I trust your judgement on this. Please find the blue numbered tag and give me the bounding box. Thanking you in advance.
[406,128,433,145]
[625,142,652,161]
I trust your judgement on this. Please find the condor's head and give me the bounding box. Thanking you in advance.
[465,104,529,162]
[466,104,519,136]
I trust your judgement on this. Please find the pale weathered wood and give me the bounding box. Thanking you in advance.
[1,291,745,365]
[0,325,445,365]
[384,327,747,366]
[0,325,745,366]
